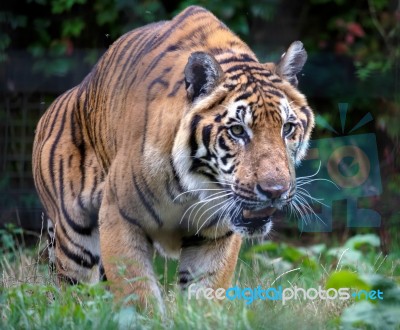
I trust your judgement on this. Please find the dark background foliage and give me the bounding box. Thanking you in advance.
[0,0,399,248]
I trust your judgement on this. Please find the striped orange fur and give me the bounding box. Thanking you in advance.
[32,6,314,310]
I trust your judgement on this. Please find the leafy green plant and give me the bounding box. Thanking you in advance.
[0,223,23,252]
[0,283,120,330]
[340,275,400,329]
[0,234,399,329]
[326,234,381,270]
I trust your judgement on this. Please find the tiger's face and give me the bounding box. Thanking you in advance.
[173,41,314,237]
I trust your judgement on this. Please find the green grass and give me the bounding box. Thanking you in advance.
[1,226,399,330]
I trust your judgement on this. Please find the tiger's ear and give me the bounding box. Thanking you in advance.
[276,41,307,87]
[184,52,223,102]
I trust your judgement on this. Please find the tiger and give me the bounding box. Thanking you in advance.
[32,5,314,311]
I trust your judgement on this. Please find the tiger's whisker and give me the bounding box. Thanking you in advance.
[297,178,340,189]
[195,199,231,235]
[195,194,233,230]
[296,161,322,181]
[179,191,230,225]
[190,192,232,226]
[296,188,329,207]
[173,188,226,202]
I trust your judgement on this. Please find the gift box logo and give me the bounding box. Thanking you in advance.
[296,103,382,232]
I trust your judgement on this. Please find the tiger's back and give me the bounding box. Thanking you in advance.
[33,6,314,309]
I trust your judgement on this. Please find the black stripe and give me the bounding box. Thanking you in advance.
[141,100,150,155]
[219,54,257,65]
[141,9,226,79]
[48,224,54,234]
[141,71,172,155]
[182,230,234,247]
[225,64,249,74]
[209,47,231,55]
[182,234,207,248]
[170,157,184,196]
[190,158,205,172]
[217,110,228,122]
[220,153,233,165]
[132,174,163,227]
[179,276,190,285]
[300,119,307,130]
[147,6,208,50]
[56,218,100,267]
[119,207,143,228]
[300,106,312,127]
[198,170,218,181]
[102,32,137,92]
[100,264,107,281]
[44,92,69,143]
[214,114,222,123]
[59,242,99,269]
[141,44,179,78]
[189,115,202,157]
[77,141,88,214]
[227,73,244,82]
[67,154,73,168]
[234,91,253,102]
[223,83,240,92]
[221,164,235,174]
[258,80,278,89]
[178,270,192,286]
[89,170,100,206]
[218,135,230,151]
[168,78,184,97]
[266,89,284,98]
[148,66,172,91]
[70,106,80,147]
[117,33,151,90]
[48,90,74,206]
[216,230,234,240]
[202,124,213,150]
[59,158,94,236]
[118,27,161,101]
[136,6,206,79]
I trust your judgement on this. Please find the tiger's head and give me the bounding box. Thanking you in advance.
[173,41,314,237]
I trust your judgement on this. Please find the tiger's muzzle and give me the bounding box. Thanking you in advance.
[230,184,292,236]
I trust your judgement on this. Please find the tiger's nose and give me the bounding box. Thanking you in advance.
[256,184,290,200]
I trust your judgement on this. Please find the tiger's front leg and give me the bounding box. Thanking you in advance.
[179,232,242,293]
[98,183,163,312]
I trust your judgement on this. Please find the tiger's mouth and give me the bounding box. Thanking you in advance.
[242,206,276,222]
[240,206,276,228]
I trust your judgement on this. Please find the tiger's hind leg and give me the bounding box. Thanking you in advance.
[53,217,102,285]
[39,190,103,285]
[32,89,105,286]
[51,165,105,285]
[47,216,104,283]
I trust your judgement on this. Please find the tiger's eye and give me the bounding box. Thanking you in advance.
[230,125,245,137]
[283,123,295,137]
